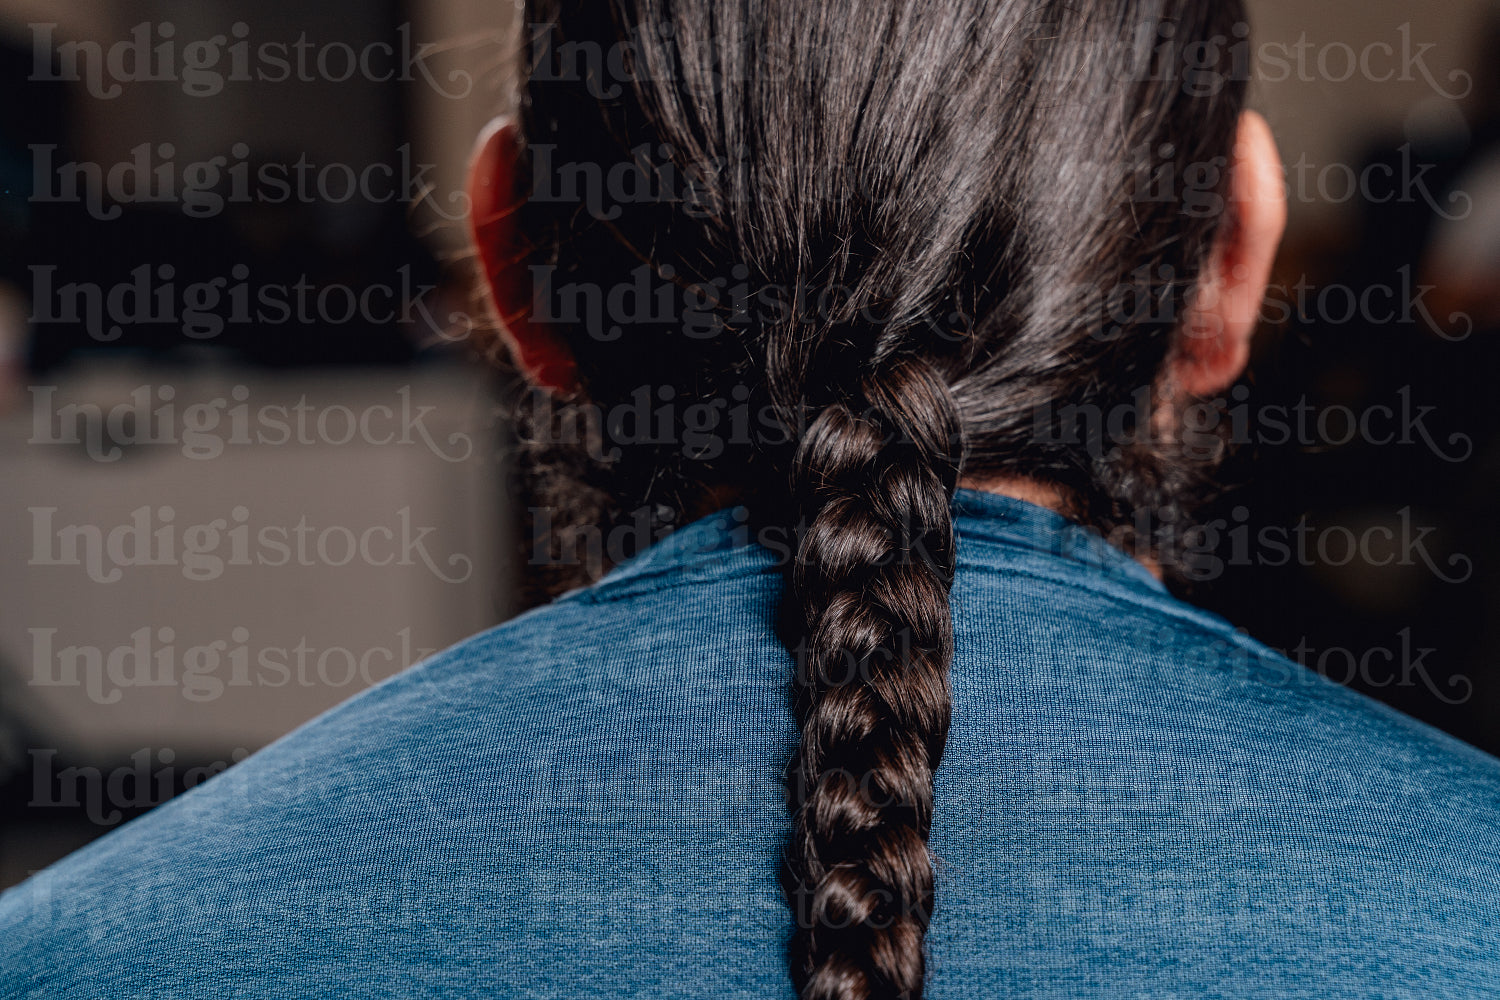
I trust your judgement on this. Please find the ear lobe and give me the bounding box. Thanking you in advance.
[467,116,579,394]
[1173,111,1287,398]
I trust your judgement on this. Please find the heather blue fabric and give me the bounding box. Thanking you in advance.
[3,489,1499,998]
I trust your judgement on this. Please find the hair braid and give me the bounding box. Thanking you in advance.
[515,3,1248,996]
[781,350,964,1000]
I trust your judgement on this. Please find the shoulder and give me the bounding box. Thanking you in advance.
[937,552,1500,993]
[953,544,1500,816]
[0,545,794,999]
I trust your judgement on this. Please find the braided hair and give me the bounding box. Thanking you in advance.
[777,351,962,997]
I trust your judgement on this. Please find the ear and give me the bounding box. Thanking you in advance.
[1172,110,1287,397]
[467,116,578,393]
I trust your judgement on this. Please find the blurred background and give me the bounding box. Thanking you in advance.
[1,0,1497,885]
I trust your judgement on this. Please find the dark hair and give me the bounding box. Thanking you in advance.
[502,2,1248,996]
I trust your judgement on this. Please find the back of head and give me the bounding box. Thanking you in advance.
[505,2,1248,996]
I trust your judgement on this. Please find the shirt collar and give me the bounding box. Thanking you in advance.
[950,488,1166,595]
[587,488,1166,596]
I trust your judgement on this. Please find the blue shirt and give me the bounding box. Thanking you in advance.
[4,490,1499,998]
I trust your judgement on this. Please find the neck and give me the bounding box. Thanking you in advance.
[691,476,1166,583]
[957,475,1164,582]
[957,475,1074,516]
